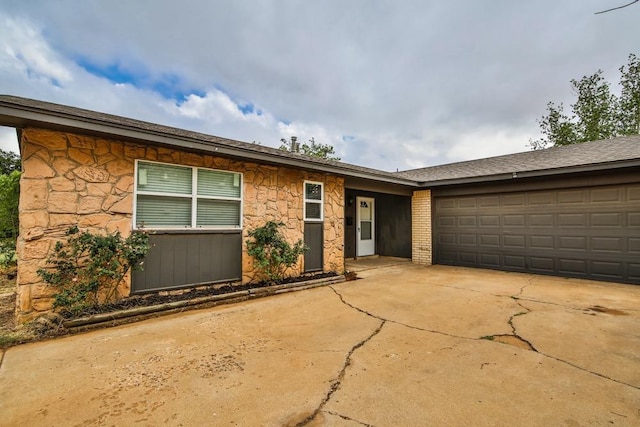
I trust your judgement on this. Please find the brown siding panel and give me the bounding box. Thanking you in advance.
[132,232,242,293]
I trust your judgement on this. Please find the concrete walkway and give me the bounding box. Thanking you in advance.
[1,264,639,426]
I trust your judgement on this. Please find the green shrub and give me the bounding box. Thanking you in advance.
[37,226,150,316]
[0,238,16,268]
[246,221,307,283]
[0,171,20,240]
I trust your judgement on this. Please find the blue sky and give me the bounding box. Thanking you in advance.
[0,1,638,171]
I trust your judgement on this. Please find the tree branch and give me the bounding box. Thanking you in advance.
[595,0,639,14]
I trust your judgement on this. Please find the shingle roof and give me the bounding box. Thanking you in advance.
[0,95,415,186]
[396,136,640,185]
[1,95,638,189]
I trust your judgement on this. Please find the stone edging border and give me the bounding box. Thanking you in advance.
[63,275,346,331]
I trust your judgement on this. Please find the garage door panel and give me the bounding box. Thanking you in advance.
[458,216,476,227]
[439,250,458,263]
[558,189,587,204]
[529,214,554,227]
[558,213,586,227]
[591,187,622,203]
[478,196,499,207]
[505,255,526,269]
[479,253,500,266]
[591,261,624,279]
[439,216,456,227]
[529,257,555,272]
[502,194,525,207]
[458,197,476,208]
[503,215,525,227]
[591,237,624,252]
[459,234,477,245]
[480,215,500,226]
[558,259,587,274]
[459,252,477,264]
[503,234,525,248]
[434,183,639,284]
[529,192,554,205]
[529,235,554,249]
[630,264,640,281]
[479,234,500,247]
[437,199,456,210]
[558,236,587,250]
[591,212,622,227]
[439,233,456,244]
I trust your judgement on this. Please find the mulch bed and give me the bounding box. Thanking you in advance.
[58,272,339,319]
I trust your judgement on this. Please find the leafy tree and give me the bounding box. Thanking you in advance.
[280,137,341,161]
[0,171,20,239]
[531,54,640,149]
[0,149,20,175]
[618,54,640,135]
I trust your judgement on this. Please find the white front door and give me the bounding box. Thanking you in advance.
[356,197,375,257]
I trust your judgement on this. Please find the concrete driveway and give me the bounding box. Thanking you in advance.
[1,263,639,426]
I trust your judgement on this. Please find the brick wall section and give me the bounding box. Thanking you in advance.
[16,128,344,322]
[411,189,432,265]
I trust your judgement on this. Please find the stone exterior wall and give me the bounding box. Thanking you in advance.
[17,127,344,322]
[411,189,432,265]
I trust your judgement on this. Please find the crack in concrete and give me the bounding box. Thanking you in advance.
[328,286,474,341]
[296,319,386,427]
[325,411,374,426]
[330,283,640,393]
[543,352,640,390]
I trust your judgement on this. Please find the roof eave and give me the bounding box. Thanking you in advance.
[0,103,418,187]
[419,159,640,187]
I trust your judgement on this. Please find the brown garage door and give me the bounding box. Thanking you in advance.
[434,183,640,284]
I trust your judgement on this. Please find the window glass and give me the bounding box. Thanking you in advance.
[136,195,191,227]
[361,221,372,240]
[137,162,191,194]
[305,183,322,200]
[198,169,241,198]
[305,202,322,220]
[135,161,242,229]
[197,199,240,226]
[304,181,323,221]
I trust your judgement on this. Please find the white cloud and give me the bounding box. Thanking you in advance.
[0,17,72,85]
[0,126,18,153]
[0,1,638,170]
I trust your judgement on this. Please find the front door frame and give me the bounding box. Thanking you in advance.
[356,196,375,257]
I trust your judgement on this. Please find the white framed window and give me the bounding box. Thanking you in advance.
[134,160,242,229]
[304,181,324,221]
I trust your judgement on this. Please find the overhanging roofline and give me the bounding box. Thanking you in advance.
[418,158,640,187]
[0,96,419,187]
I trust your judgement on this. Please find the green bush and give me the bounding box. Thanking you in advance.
[0,170,19,240]
[0,238,16,268]
[246,221,308,283]
[37,226,150,316]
